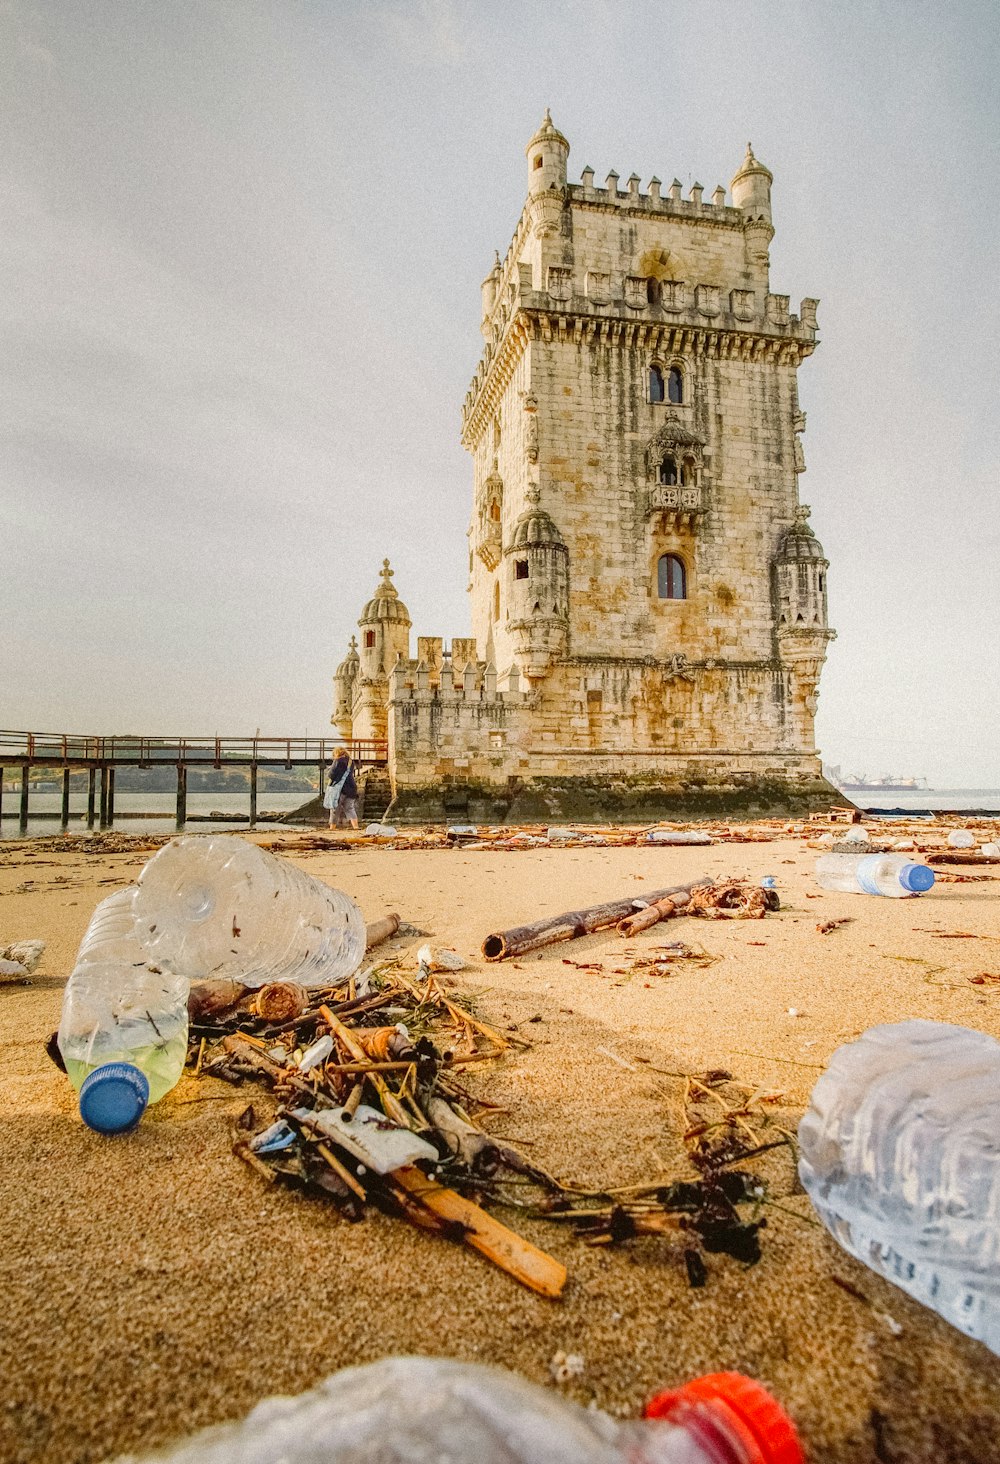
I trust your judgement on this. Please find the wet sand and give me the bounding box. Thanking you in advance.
[2,827,1000,1463]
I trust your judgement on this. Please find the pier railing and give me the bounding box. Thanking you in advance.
[0,731,387,768]
[0,729,389,832]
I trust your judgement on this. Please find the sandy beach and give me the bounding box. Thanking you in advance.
[3,825,1000,1463]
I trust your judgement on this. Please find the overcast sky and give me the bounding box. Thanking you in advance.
[2,1,997,786]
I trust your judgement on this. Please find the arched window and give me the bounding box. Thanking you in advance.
[493,580,501,621]
[533,154,543,170]
[646,278,661,307]
[649,364,665,403]
[659,454,678,485]
[667,366,683,404]
[657,553,687,600]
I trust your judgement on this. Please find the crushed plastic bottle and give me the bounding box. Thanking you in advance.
[843,825,868,844]
[947,829,976,849]
[134,836,366,988]
[57,888,189,1134]
[814,852,935,897]
[982,842,1000,858]
[114,1355,803,1464]
[799,1020,1000,1354]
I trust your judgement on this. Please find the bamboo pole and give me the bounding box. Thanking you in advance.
[482,878,711,961]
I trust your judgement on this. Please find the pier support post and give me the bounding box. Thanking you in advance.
[87,768,97,827]
[106,768,116,827]
[61,768,71,827]
[0,771,4,827]
[99,767,110,828]
[176,765,187,830]
[19,763,29,834]
[249,763,257,827]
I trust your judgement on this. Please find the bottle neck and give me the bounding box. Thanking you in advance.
[632,1407,754,1464]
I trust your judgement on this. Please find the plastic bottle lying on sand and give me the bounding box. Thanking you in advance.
[982,842,1000,858]
[57,888,189,1134]
[947,829,976,849]
[799,1021,1000,1354]
[814,852,935,898]
[115,1355,804,1464]
[134,836,366,989]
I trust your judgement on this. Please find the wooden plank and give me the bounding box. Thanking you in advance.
[392,1164,566,1298]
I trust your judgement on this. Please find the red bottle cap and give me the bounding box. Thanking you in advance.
[644,1371,804,1464]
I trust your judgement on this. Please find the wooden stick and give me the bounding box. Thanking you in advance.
[365,912,401,950]
[319,1005,412,1127]
[617,893,689,938]
[392,1164,566,1297]
[482,879,711,961]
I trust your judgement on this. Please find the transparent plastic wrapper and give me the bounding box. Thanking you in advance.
[113,1355,803,1464]
[947,830,976,849]
[57,888,189,1132]
[799,1020,1000,1353]
[134,836,366,989]
[814,852,934,897]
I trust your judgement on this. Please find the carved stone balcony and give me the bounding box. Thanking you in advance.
[647,483,703,525]
[475,520,502,570]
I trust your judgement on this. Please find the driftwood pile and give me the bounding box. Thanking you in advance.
[188,955,568,1298]
[182,877,788,1299]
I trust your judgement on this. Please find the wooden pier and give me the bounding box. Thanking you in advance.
[0,731,388,834]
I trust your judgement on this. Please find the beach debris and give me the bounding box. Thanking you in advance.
[644,829,714,845]
[686,881,776,920]
[481,878,712,961]
[927,851,1000,866]
[417,944,468,972]
[549,1350,585,1383]
[365,912,402,950]
[617,892,689,937]
[0,957,32,983]
[947,830,977,849]
[365,823,397,838]
[816,918,852,935]
[0,938,45,973]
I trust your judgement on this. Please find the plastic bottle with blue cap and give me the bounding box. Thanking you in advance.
[814,852,935,897]
[57,887,189,1135]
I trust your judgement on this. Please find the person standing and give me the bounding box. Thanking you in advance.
[325,747,359,830]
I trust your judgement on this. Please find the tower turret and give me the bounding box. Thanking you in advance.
[731,142,774,280]
[331,635,359,739]
[358,560,412,678]
[525,109,569,240]
[731,142,773,222]
[481,251,501,336]
[775,505,829,635]
[504,488,569,679]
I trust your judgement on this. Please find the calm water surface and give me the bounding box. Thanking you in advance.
[0,790,312,840]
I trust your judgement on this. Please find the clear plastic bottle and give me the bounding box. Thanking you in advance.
[134,835,366,989]
[114,1356,803,1464]
[799,1020,1000,1353]
[814,852,935,897]
[947,829,976,849]
[57,888,189,1134]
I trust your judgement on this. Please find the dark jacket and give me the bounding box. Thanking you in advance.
[330,755,358,800]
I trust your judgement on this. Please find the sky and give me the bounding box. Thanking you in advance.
[1,0,998,786]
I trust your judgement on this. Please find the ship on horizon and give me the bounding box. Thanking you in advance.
[824,764,928,792]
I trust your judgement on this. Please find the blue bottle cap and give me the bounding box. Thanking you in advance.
[899,862,935,894]
[79,1062,149,1135]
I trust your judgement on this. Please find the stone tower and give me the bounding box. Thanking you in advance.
[333,117,840,820]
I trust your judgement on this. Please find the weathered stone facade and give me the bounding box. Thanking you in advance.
[332,115,840,821]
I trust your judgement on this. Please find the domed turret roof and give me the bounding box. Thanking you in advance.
[779,506,827,562]
[731,141,773,187]
[359,560,412,627]
[509,489,566,550]
[335,636,359,681]
[525,107,569,155]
